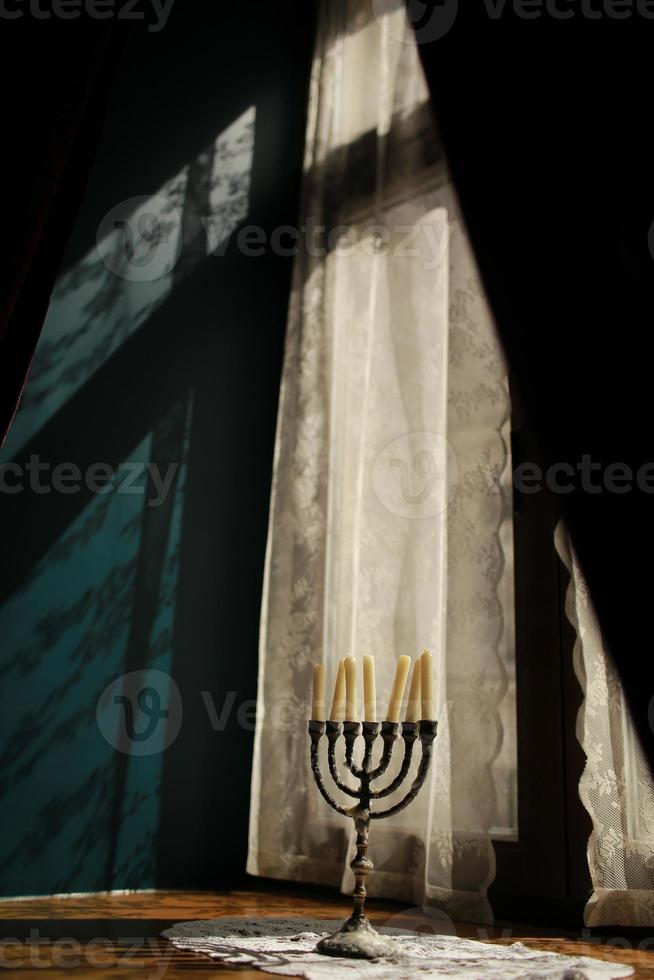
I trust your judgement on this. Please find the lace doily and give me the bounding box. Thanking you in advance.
[163,917,634,979]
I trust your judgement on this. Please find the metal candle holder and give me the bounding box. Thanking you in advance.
[308,717,438,959]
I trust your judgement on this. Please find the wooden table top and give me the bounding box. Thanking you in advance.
[0,888,652,978]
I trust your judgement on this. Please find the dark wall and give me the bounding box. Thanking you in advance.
[0,0,316,896]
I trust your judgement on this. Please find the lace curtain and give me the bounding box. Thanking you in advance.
[555,524,654,927]
[247,0,514,924]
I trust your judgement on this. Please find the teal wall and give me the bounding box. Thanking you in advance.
[0,428,187,893]
[0,0,315,896]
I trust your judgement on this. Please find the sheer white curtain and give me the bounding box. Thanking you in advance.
[556,524,654,927]
[248,0,514,924]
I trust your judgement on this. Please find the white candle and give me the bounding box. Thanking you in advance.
[330,659,346,721]
[344,655,358,721]
[405,656,422,722]
[312,664,326,721]
[421,650,434,719]
[363,655,376,722]
[386,655,411,723]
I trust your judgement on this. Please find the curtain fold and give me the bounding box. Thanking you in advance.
[413,0,654,776]
[248,0,514,924]
[556,523,654,927]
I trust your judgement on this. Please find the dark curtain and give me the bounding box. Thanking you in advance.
[0,21,124,446]
[413,5,654,766]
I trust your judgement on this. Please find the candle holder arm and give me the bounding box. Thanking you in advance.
[326,722,359,798]
[367,721,399,781]
[342,721,365,779]
[369,721,418,799]
[309,721,350,816]
[370,720,437,820]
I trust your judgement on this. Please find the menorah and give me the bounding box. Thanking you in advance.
[308,652,438,959]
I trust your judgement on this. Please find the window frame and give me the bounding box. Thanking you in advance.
[489,380,591,926]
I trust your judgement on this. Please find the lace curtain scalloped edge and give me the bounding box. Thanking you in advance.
[555,521,654,927]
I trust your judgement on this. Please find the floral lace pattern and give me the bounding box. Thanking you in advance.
[247,0,515,924]
[164,917,633,979]
[556,524,654,926]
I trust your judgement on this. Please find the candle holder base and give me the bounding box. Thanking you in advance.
[316,914,397,960]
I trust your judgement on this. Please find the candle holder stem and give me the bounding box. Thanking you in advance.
[316,805,396,958]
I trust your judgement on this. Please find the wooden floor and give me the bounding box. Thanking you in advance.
[0,888,652,977]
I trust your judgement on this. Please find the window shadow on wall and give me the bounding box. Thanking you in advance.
[0,0,315,893]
